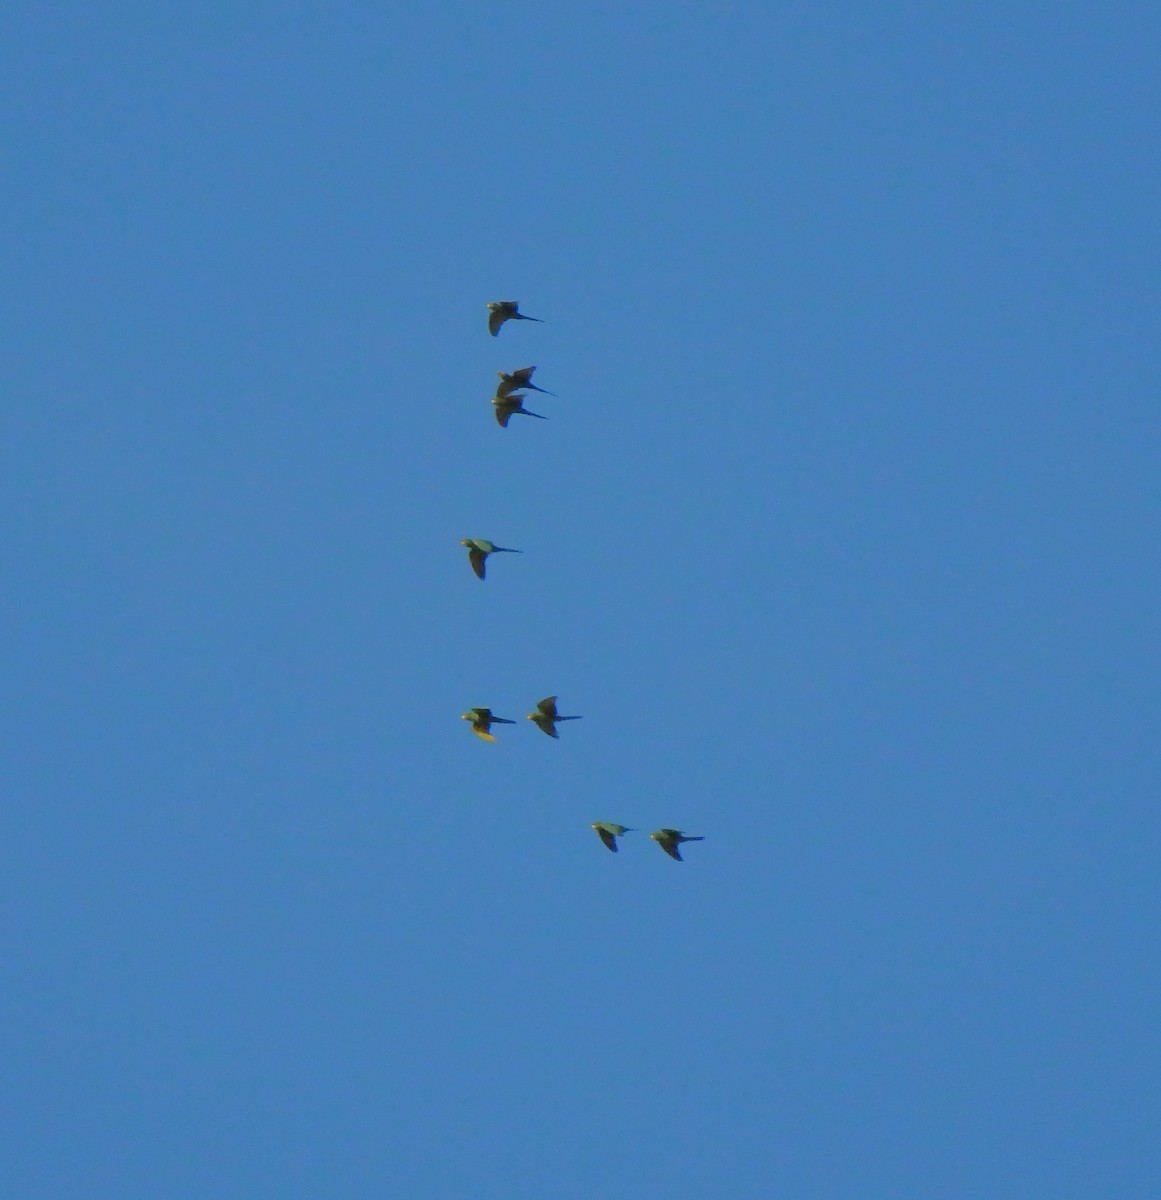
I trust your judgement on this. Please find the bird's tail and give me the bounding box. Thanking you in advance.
[493,547,523,554]
[517,314,544,322]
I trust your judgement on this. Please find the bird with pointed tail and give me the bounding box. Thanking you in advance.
[487,300,543,337]
[460,707,516,742]
[495,366,555,399]
[492,391,547,428]
[527,695,582,739]
[591,822,634,852]
[460,538,521,581]
[650,829,705,861]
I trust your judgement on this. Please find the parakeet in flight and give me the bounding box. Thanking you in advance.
[591,822,634,852]
[495,366,555,399]
[460,538,521,580]
[650,828,705,861]
[527,696,582,739]
[492,392,547,428]
[487,300,543,337]
[460,707,516,742]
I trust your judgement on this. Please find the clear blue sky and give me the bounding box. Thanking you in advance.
[2,5,1158,1197]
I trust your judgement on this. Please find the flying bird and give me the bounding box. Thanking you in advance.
[492,392,547,428]
[460,538,521,580]
[650,828,705,861]
[495,366,555,399]
[527,695,582,739]
[591,822,634,852]
[487,300,543,337]
[460,707,516,742]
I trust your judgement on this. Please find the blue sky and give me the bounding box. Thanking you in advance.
[1,4,1158,1197]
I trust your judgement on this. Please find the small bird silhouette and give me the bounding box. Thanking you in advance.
[495,366,555,399]
[460,707,516,742]
[591,822,634,852]
[492,392,547,428]
[460,538,521,580]
[527,695,582,739]
[650,829,705,861]
[487,300,544,337]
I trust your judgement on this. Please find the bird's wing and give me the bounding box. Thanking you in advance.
[597,827,618,852]
[488,309,505,336]
[494,404,511,427]
[471,725,496,742]
[468,547,486,579]
[537,696,559,716]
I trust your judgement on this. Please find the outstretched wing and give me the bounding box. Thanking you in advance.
[597,826,618,852]
[468,546,486,579]
[660,840,683,861]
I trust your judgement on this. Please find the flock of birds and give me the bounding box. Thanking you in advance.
[455,301,705,863]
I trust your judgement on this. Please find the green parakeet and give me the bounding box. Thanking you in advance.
[492,391,547,427]
[527,696,582,739]
[650,828,705,861]
[460,538,521,580]
[591,822,634,852]
[460,707,516,742]
[495,366,555,398]
[487,300,543,337]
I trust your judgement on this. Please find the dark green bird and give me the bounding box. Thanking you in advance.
[460,707,516,742]
[492,391,547,428]
[460,538,521,580]
[496,366,555,399]
[591,822,634,852]
[650,828,705,861]
[487,300,543,337]
[527,695,582,739]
